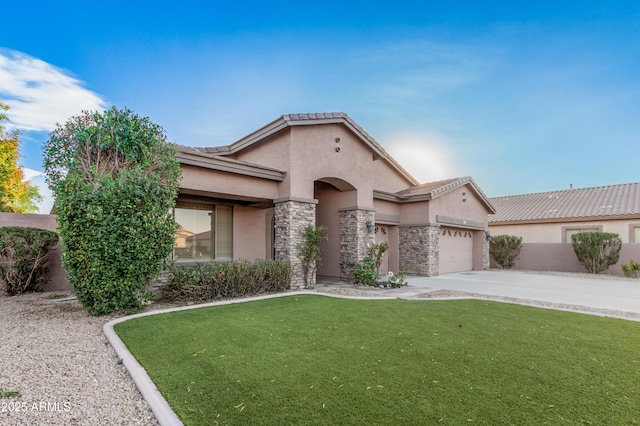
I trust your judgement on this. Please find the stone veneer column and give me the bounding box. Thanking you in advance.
[339,208,375,280]
[399,224,440,276]
[274,199,317,289]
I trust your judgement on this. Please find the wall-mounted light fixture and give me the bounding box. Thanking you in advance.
[485,231,492,242]
[365,220,374,233]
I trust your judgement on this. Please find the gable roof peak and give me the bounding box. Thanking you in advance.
[392,176,495,213]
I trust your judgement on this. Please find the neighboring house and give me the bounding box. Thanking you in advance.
[488,182,640,275]
[174,112,495,287]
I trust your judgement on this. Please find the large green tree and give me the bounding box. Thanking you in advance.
[43,107,181,315]
[0,101,42,213]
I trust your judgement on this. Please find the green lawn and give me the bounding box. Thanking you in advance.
[115,295,640,425]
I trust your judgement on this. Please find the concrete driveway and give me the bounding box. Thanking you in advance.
[405,270,640,316]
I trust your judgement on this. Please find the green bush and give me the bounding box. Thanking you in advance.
[161,259,292,302]
[353,258,379,286]
[0,227,59,295]
[489,235,523,269]
[298,225,327,288]
[353,244,407,288]
[43,107,181,315]
[367,241,389,275]
[571,231,622,274]
[621,259,640,278]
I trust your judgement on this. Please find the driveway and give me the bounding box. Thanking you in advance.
[405,270,640,316]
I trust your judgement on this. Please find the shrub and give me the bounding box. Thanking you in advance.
[353,258,379,286]
[0,227,59,295]
[571,231,622,274]
[161,259,292,302]
[382,270,408,288]
[367,241,389,275]
[621,259,640,278]
[489,235,523,269]
[298,225,327,289]
[43,107,181,315]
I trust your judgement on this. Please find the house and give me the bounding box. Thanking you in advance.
[488,182,640,275]
[174,112,495,287]
[1,112,495,292]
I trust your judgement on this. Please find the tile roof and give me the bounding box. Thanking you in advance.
[376,176,496,213]
[489,182,640,224]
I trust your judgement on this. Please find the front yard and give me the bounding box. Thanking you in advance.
[115,295,640,425]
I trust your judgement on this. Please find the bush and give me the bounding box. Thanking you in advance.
[43,107,181,315]
[354,258,379,286]
[161,260,292,302]
[489,235,523,269]
[621,259,640,278]
[298,225,327,289]
[367,241,389,275]
[353,243,407,288]
[0,227,59,295]
[571,231,622,274]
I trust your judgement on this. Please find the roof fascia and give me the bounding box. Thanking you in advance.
[176,150,286,182]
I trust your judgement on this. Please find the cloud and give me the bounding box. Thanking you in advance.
[0,48,107,131]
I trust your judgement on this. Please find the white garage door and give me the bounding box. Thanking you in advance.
[439,227,473,274]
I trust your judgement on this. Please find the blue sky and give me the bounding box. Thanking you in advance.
[2,1,639,213]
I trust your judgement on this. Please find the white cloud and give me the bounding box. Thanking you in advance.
[0,48,106,132]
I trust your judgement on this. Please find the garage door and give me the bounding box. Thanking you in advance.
[439,227,473,273]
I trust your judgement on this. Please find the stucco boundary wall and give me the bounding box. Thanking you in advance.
[0,212,71,291]
[495,243,640,277]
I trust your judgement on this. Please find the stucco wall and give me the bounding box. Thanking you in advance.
[372,155,416,193]
[0,213,70,292]
[494,242,640,277]
[429,185,489,225]
[373,199,400,223]
[232,130,293,197]
[489,219,640,243]
[400,201,429,224]
[288,125,376,204]
[180,164,280,201]
[233,206,269,261]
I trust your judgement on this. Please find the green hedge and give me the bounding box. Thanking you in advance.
[489,235,523,269]
[571,231,622,274]
[161,260,292,302]
[0,227,59,295]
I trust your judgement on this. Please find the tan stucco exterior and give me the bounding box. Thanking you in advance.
[490,219,640,243]
[175,113,495,287]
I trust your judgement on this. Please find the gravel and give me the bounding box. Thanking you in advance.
[0,291,158,426]
[2,281,638,425]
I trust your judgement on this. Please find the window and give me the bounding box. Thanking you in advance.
[562,226,600,243]
[173,203,233,261]
[631,225,640,243]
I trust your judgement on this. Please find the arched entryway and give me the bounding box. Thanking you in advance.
[314,178,357,279]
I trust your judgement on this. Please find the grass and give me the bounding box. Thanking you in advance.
[0,389,21,398]
[115,295,640,425]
